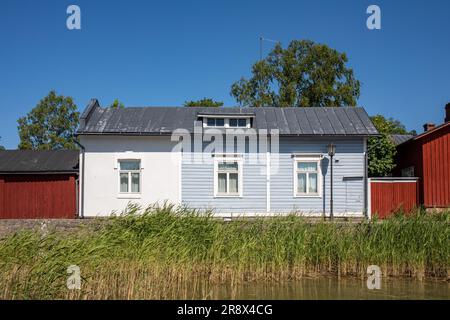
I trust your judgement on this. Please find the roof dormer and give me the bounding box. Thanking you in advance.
[199,115,253,129]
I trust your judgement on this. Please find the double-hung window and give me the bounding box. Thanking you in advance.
[294,158,321,197]
[119,160,141,194]
[214,158,242,197]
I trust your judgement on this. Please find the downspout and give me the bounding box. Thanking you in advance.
[266,135,271,214]
[74,139,85,219]
[363,137,369,219]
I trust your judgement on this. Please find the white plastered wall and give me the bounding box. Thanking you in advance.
[79,135,180,217]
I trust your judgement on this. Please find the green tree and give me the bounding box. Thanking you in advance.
[111,99,125,109]
[231,40,360,107]
[184,98,223,107]
[368,115,415,177]
[17,91,80,150]
[0,137,5,150]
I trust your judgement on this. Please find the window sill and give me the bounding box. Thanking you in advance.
[214,194,242,198]
[294,194,322,198]
[117,194,142,199]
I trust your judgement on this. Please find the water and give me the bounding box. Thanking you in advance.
[193,277,450,300]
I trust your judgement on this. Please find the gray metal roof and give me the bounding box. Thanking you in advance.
[390,134,414,146]
[77,99,378,136]
[0,150,79,174]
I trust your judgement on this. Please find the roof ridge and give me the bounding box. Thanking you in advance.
[106,106,361,109]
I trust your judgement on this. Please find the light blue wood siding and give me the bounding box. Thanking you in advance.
[182,153,267,214]
[271,137,364,215]
[182,136,365,215]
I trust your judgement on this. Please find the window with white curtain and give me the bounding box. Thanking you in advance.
[294,158,321,197]
[119,160,141,194]
[214,157,242,197]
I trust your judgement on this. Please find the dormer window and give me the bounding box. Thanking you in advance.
[203,117,251,128]
[229,118,247,128]
[206,118,225,127]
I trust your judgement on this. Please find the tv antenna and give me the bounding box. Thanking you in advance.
[259,36,279,61]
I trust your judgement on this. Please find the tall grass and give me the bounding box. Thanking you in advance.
[0,204,448,299]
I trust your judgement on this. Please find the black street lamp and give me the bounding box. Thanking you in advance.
[327,143,336,220]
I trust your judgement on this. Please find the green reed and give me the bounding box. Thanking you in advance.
[0,203,448,299]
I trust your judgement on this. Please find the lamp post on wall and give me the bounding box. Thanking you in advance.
[327,143,336,220]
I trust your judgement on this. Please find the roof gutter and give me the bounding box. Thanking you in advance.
[75,131,379,137]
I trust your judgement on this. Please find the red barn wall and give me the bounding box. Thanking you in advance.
[0,174,77,219]
[421,126,450,207]
[394,125,450,208]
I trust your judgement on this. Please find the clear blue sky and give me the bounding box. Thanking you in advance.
[1,0,449,149]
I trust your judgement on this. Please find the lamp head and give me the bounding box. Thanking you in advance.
[327,143,336,157]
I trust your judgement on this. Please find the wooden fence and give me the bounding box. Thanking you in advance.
[369,178,419,219]
[0,174,77,219]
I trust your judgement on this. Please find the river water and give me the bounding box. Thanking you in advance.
[193,277,449,300]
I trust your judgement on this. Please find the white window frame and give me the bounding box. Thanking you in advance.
[118,159,142,197]
[293,156,323,198]
[213,156,243,198]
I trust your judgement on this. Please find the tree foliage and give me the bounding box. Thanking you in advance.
[368,115,415,177]
[184,98,223,107]
[231,40,360,107]
[17,91,80,150]
[0,137,5,150]
[110,99,125,109]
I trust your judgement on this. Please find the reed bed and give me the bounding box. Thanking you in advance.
[0,204,448,299]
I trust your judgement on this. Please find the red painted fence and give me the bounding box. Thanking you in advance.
[0,174,77,219]
[369,178,419,219]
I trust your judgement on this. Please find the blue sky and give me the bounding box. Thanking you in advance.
[0,0,449,149]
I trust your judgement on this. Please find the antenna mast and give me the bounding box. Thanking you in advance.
[259,36,279,61]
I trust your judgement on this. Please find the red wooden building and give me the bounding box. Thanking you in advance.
[0,150,79,219]
[393,103,450,209]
